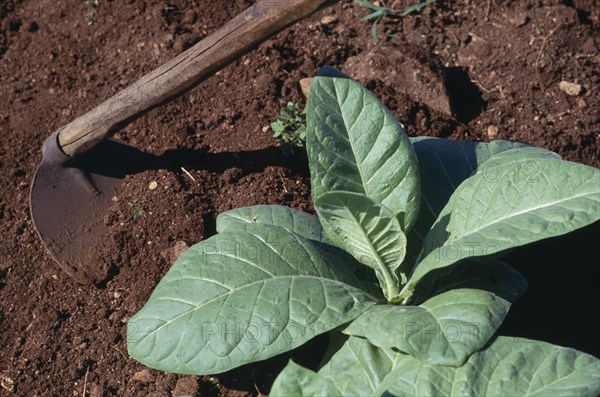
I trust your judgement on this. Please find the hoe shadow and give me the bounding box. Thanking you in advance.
[142,146,308,176]
[72,140,309,182]
[119,147,308,175]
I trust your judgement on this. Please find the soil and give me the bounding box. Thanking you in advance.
[1,0,599,396]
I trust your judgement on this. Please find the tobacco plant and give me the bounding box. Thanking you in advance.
[128,67,600,396]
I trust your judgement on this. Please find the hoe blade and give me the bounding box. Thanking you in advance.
[30,139,145,284]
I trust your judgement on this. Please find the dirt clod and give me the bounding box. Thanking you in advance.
[160,241,189,264]
[132,369,155,383]
[487,125,499,139]
[344,44,454,117]
[172,376,199,396]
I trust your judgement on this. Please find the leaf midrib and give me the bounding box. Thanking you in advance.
[331,81,371,198]
[336,198,399,299]
[464,190,595,235]
[418,189,598,274]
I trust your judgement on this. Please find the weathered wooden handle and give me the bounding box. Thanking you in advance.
[57,0,338,157]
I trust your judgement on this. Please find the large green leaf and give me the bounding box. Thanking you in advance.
[406,138,535,264]
[270,361,338,397]
[315,191,407,301]
[382,337,600,397]
[403,147,600,299]
[342,289,510,366]
[318,334,399,396]
[307,66,420,231]
[216,205,328,243]
[219,207,384,299]
[127,226,376,375]
[271,335,600,397]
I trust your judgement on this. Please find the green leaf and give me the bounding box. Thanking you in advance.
[271,121,284,133]
[278,336,387,396]
[406,137,534,264]
[404,147,600,299]
[315,191,407,301]
[270,361,339,397]
[370,16,382,44]
[127,227,376,375]
[411,260,527,304]
[307,66,420,232]
[382,336,600,397]
[318,334,399,396]
[401,0,437,17]
[276,336,600,397]
[216,206,386,295]
[343,289,510,366]
[354,0,384,12]
[216,205,328,243]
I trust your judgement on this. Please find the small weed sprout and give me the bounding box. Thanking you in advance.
[355,0,437,43]
[271,101,307,155]
[128,201,145,219]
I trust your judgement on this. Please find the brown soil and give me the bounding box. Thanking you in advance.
[1,0,598,396]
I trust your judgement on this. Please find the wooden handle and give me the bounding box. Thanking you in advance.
[57,0,338,157]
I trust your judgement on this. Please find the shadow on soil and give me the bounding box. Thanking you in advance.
[499,221,600,357]
[145,146,308,175]
[445,67,486,123]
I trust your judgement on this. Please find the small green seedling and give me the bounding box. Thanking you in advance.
[128,67,600,396]
[127,200,145,220]
[271,101,306,155]
[355,0,437,43]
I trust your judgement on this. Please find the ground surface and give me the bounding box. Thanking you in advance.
[0,0,599,395]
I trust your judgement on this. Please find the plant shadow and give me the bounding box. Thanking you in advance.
[499,221,600,357]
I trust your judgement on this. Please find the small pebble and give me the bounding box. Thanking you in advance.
[262,125,269,133]
[320,15,337,26]
[300,77,312,98]
[149,181,158,190]
[487,125,498,139]
[559,80,582,96]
